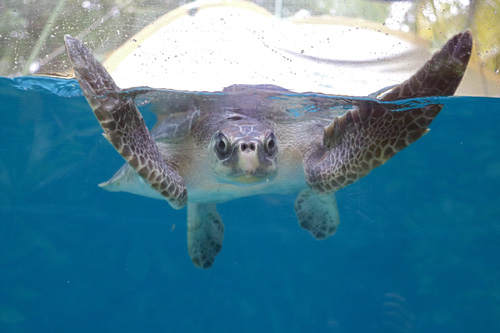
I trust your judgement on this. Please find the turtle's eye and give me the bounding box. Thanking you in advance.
[264,133,277,156]
[215,132,232,159]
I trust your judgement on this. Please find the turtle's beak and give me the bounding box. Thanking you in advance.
[231,142,266,183]
[238,149,260,175]
[233,156,262,184]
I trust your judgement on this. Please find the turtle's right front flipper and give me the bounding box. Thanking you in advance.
[303,31,472,194]
[378,30,472,101]
[64,35,187,209]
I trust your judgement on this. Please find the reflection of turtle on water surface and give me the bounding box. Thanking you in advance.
[64,31,472,268]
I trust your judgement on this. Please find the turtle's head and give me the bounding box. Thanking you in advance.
[210,119,278,185]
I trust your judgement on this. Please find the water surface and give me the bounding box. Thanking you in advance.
[1,76,499,332]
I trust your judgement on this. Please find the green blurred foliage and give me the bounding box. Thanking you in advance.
[0,0,189,75]
[413,0,500,78]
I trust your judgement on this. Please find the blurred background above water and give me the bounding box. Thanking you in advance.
[0,0,499,95]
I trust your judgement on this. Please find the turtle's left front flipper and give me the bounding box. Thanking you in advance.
[64,35,187,209]
[304,30,472,193]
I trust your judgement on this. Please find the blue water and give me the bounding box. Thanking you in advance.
[1,76,499,332]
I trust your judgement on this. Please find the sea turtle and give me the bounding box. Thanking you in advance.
[64,30,472,268]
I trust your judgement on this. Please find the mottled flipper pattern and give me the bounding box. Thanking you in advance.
[187,203,224,269]
[379,30,472,101]
[305,31,472,193]
[294,189,339,239]
[64,35,187,209]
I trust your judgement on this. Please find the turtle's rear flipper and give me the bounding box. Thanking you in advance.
[64,35,187,209]
[294,189,339,239]
[378,30,472,101]
[187,203,224,269]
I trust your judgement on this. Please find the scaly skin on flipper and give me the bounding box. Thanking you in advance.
[187,203,224,269]
[294,189,339,240]
[304,31,472,193]
[379,30,472,101]
[64,35,187,209]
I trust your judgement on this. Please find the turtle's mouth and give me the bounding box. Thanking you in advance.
[226,173,276,185]
[214,154,278,185]
[219,147,277,185]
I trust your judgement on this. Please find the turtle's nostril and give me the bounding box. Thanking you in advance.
[240,142,256,152]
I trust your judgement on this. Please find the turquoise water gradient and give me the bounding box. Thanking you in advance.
[1,76,499,332]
